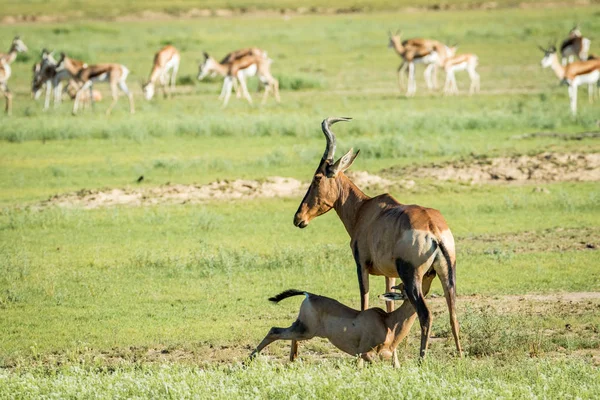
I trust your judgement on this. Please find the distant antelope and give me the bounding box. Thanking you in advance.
[560,25,591,65]
[0,36,28,115]
[540,45,600,115]
[293,118,462,359]
[197,48,280,107]
[142,45,180,100]
[388,31,454,96]
[31,49,79,110]
[443,53,480,95]
[57,52,134,115]
[250,269,436,366]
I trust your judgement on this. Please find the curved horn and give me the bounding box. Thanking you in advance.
[538,44,546,52]
[321,117,351,161]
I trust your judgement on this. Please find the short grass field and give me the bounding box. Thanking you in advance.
[1,2,600,398]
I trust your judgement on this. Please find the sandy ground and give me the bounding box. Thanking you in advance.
[387,153,600,183]
[33,152,599,209]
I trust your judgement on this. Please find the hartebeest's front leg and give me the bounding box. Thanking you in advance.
[353,242,370,310]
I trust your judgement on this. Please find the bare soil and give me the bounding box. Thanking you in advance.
[387,153,600,183]
[37,176,304,210]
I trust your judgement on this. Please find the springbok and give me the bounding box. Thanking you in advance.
[197,48,280,107]
[31,49,76,110]
[560,26,591,66]
[250,269,437,366]
[56,53,134,115]
[388,31,454,96]
[293,117,462,358]
[142,45,180,100]
[540,45,600,115]
[443,53,480,95]
[0,36,28,115]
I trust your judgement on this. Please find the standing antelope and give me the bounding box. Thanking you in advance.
[388,31,454,96]
[293,118,462,359]
[250,269,437,366]
[443,53,480,95]
[560,26,591,66]
[540,45,600,115]
[197,48,280,107]
[142,45,180,100]
[0,36,28,115]
[56,52,135,115]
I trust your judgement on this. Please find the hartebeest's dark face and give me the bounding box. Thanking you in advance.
[294,160,341,229]
[293,117,358,229]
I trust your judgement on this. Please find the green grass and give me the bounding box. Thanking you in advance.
[2,359,600,399]
[1,3,600,398]
[0,0,576,19]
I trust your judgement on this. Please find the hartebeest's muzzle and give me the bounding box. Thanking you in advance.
[293,213,308,229]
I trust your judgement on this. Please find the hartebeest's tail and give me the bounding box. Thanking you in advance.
[269,289,307,303]
[437,240,455,289]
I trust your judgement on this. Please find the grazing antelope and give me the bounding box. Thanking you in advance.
[197,48,280,107]
[56,53,134,115]
[388,31,454,96]
[0,36,28,115]
[250,269,437,366]
[540,45,600,115]
[142,45,180,100]
[293,118,462,359]
[560,25,591,65]
[443,53,480,95]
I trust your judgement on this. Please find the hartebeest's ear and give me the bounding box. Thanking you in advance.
[327,148,360,177]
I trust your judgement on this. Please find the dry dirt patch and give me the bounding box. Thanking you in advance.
[37,177,304,210]
[388,153,600,183]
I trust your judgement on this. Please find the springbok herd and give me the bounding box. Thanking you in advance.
[0,25,597,117]
[0,24,598,366]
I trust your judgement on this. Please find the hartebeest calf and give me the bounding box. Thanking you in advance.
[0,36,28,115]
[250,269,436,366]
[540,45,600,115]
[142,45,180,100]
[293,117,462,358]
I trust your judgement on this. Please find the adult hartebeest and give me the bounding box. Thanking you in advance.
[250,268,436,367]
[540,45,600,115]
[0,36,28,115]
[293,117,462,358]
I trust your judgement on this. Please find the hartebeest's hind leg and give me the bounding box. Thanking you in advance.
[396,258,432,358]
[249,320,312,360]
[432,242,463,357]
